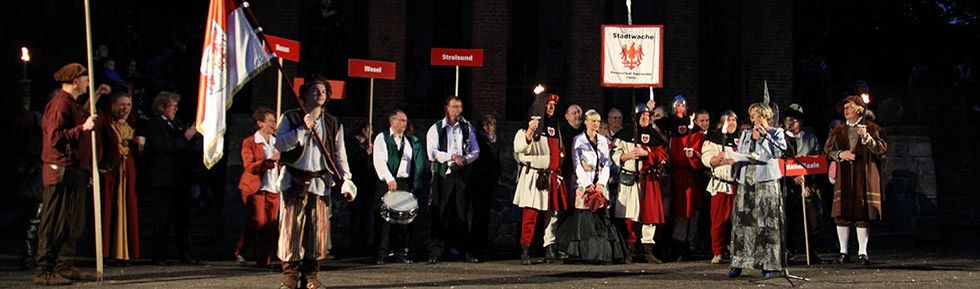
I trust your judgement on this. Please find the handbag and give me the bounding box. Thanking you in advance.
[619,169,637,186]
[535,170,550,190]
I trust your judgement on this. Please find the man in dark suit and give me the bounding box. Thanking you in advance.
[143,91,199,265]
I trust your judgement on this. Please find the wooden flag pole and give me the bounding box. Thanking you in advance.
[276,58,283,117]
[369,78,375,129]
[454,65,460,96]
[83,0,104,280]
[801,177,812,265]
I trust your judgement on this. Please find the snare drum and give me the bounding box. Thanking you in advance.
[380,190,419,224]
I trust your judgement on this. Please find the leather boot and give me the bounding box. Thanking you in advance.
[546,244,564,264]
[624,244,635,264]
[520,245,531,265]
[643,244,662,264]
[302,260,326,289]
[279,261,300,289]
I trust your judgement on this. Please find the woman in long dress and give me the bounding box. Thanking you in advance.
[727,103,787,279]
[556,109,626,264]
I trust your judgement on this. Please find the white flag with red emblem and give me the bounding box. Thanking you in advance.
[196,0,272,169]
[601,25,664,88]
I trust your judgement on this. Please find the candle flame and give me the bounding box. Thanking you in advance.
[20,47,30,62]
[860,93,870,104]
[533,84,545,95]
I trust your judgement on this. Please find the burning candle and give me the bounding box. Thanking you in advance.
[533,84,545,95]
[20,47,30,80]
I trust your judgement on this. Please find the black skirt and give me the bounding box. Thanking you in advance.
[556,209,627,264]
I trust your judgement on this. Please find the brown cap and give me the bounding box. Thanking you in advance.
[835,95,866,112]
[53,63,87,83]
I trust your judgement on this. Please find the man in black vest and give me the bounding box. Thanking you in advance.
[425,96,481,264]
[372,109,425,264]
[275,79,356,289]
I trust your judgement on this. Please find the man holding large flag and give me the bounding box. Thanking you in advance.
[196,0,273,169]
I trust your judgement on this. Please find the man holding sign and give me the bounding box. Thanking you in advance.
[781,104,824,264]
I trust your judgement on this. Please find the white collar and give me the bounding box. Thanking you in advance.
[253,131,276,145]
[845,117,864,127]
[389,128,404,139]
[441,117,462,129]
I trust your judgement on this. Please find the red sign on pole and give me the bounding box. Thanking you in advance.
[292,77,345,100]
[780,155,829,177]
[430,48,484,67]
[348,59,396,80]
[265,35,301,62]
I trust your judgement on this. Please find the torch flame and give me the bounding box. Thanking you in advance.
[533,84,545,95]
[860,93,870,104]
[21,47,30,62]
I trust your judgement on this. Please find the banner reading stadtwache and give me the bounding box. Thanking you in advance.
[601,25,664,87]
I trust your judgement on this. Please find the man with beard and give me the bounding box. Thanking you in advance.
[425,96,481,264]
[612,103,668,264]
[513,93,568,265]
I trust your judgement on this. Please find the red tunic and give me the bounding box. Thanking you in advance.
[40,90,90,185]
[547,137,569,211]
[669,130,705,218]
[638,144,668,224]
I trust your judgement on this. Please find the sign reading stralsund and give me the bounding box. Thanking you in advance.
[431,48,484,67]
[601,25,664,87]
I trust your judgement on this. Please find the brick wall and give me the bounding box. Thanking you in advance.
[468,0,508,119]
[740,0,793,107]
[368,0,407,124]
[661,0,699,109]
[565,0,605,112]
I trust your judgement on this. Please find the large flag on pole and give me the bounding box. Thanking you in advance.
[196,0,273,169]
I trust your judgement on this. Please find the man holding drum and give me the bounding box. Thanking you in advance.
[372,109,425,265]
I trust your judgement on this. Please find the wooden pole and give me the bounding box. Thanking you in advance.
[369,78,375,129]
[276,58,283,118]
[801,177,812,266]
[83,0,104,280]
[454,65,460,96]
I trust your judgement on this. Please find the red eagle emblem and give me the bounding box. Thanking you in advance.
[547,127,556,136]
[620,42,644,70]
[677,125,688,135]
[640,134,650,144]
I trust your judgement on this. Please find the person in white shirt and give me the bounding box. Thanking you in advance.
[274,79,355,289]
[371,109,424,265]
[425,96,480,264]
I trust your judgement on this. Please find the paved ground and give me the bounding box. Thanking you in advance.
[2,247,980,289]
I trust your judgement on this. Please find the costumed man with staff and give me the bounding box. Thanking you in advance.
[781,104,824,264]
[513,93,568,265]
[425,95,481,264]
[372,109,425,265]
[700,110,739,265]
[727,103,787,279]
[825,95,886,266]
[275,78,357,289]
[36,63,108,285]
[612,103,668,264]
[656,95,706,261]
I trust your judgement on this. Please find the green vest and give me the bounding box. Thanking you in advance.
[381,130,425,187]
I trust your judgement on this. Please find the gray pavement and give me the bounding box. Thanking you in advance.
[2,248,980,289]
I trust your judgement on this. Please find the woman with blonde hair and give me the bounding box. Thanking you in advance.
[727,103,787,279]
[556,109,626,264]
